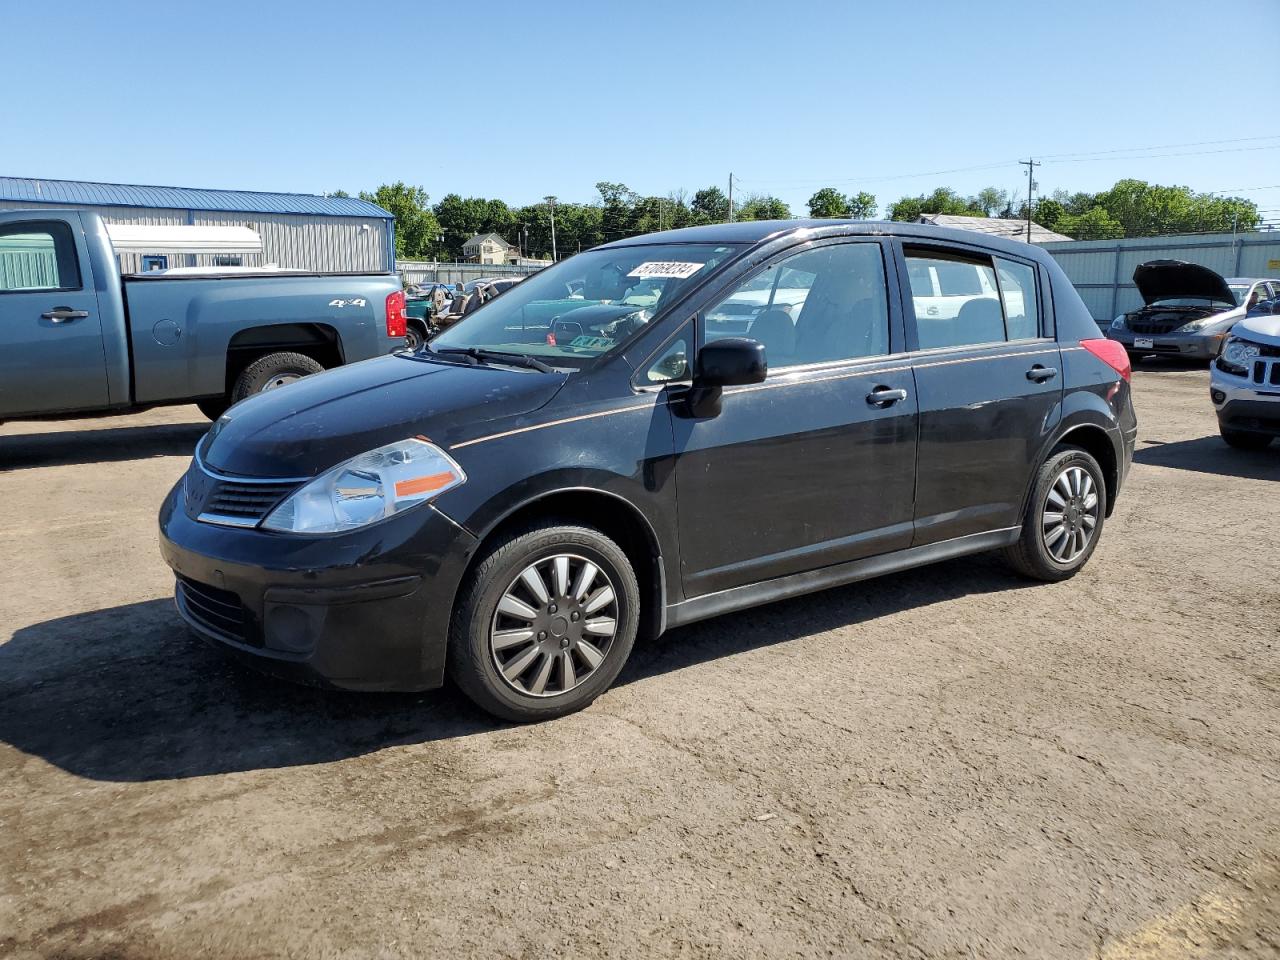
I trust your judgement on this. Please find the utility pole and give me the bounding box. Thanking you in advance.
[545,195,558,262]
[727,172,734,223]
[1019,159,1040,242]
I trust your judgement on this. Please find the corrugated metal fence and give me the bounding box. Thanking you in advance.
[397,260,546,287]
[1042,232,1280,322]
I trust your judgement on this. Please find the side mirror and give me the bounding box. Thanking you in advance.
[686,337,767,418]
[695,337,767,387]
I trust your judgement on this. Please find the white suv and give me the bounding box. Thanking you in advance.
[1211,311,1280,449]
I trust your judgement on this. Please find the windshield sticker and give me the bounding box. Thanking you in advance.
[569,335,615,349]
[627,261,704,280]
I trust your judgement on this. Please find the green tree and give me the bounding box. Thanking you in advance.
[690,186,729,224]
[359,182,440,259]
[847,191,877,219]
[1054,207,1124,241]
[736,195,792,221]
[807,187,850,218]
[887,186,983,221]
[973,187,1007,216]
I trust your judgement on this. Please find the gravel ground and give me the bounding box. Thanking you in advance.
[1,364,1278,959]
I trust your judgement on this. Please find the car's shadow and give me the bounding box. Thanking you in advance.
[0,554,1031,782]
[0,420,207,471]
[1134,436,1279,481]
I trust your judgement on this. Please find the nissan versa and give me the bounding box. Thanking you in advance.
[160,221,1137,722]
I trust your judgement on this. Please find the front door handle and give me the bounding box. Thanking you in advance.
[866,385,908,407]
[1026,364,1058,382]
[42,307,90,323]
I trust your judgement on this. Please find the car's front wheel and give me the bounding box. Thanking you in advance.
[1003,446,1107,582]
[1220,428,1272,451]
[448,522,640,722]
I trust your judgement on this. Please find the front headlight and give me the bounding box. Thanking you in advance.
[1110,315,1126,330]
[1177,317,1213,333]
[262,438,465,534]
[1221,337,1260,368]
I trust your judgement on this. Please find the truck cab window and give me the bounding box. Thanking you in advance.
[0,221,80,292]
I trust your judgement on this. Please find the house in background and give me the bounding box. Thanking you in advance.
[463,232,516,265]
[916,213,1073,245]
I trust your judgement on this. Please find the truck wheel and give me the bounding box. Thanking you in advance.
[196,398,229,421]
[1220,428,1272,451]
[231,352,324,404]
[448,522,640,723]
[404,321,427,352]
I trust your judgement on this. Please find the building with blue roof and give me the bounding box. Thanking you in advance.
[0,177,396,273]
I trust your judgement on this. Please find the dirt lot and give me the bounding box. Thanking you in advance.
[1,364,1278,959]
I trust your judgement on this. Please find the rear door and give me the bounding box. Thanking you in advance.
[0,214,110,416]
[897,242,1061,546]
[663,238,918,597]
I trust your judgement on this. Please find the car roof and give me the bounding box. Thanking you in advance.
[597,218,1053,261]
[1225,277,1279,284]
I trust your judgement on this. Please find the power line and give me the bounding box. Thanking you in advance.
[1038,134,1280,160]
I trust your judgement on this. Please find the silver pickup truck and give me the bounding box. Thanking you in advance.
[0,209,407,422]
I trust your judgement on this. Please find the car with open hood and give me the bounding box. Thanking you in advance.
[1106,260,1278,361]
[160,220,1136,723]
[1210,309,1280,449]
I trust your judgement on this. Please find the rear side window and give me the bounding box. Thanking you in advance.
[905,248,1041,348]
[0,220,81,293]
[905,250,1004,349]
[994,257,1040,340]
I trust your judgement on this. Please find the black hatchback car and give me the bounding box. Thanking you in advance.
[160,220,1137,722]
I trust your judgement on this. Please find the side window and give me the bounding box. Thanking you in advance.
[703,243,890,367]
[994,257,1040,340]
[0,220,81,293]
[905,250,1004,349]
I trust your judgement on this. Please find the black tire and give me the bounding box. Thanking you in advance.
[1221,428,1272,451]
[230,351,323,404]
[404,322,427,352]
[1003,445,1107,583]
[448,522,640,723]
[196,397,229,421]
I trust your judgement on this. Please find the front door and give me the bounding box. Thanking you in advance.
[899,244,1063,545]
[665,239,918,598]
[0,215,109,417]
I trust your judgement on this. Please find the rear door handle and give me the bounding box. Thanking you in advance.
[866,386,908,407]
[1026,364,1058,382]
[42,307,90,323]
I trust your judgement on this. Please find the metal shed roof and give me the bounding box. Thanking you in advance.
[0,176,393,219]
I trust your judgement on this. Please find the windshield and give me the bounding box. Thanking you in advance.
[1229,283,1251,305]
[431,242,744,368]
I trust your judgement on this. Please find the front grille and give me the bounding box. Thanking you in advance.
[1129,320,1181,335]
[177,576,259,646]
[1252,359,1280,386]
[201,479,299,523]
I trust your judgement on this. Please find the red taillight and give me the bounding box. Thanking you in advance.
[385,290,407,339]
[1080,338,1131,382]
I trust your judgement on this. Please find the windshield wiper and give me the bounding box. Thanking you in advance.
[432,346,554,373]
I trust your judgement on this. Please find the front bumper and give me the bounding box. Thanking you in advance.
[1107,328,1225,361]
[158,481,478,691]
[1210,365,1280,437]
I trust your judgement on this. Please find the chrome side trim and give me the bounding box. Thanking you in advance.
[197,512,263,529]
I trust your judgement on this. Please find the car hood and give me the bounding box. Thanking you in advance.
[1133,260,1236,306]
[1234,313,1280,348]
[200,354,567,478]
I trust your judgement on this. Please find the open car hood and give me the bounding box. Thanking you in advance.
[1133,260,1235,306]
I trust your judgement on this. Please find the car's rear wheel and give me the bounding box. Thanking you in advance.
[230,351,324,404]
[448,522,639,722]
[1220,428,1272,451]
[1003,446,1106,582]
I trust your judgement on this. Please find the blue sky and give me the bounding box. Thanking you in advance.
[5,0,1278,219]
